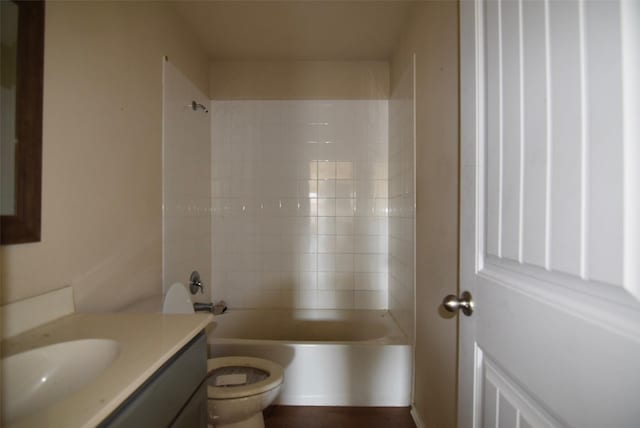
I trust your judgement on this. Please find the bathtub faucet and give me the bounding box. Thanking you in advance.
[193,302,213,312]
[193,300,228,315]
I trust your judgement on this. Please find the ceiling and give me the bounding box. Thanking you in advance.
[171,1,415,61]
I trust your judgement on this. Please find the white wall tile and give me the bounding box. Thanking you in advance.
[295,290,318,308]
[336,235,354,253]
[335,254,355,272]
[318,235,336,253]
[318,272,335,289]
[336,161,354,179]
[211,100,388,310]
[355,291,387,310]
[318,254,336,272]
[336,217,355,235]
[336,198,355,217]
[296,254,317,272]
[296,272,318,289]
[335,272,355,290]
[355,272,387,290]
[300,180,318,198]
[318,198,336,217]
[318,161,337,179]
[318,179,336,198]
[335,180,355,198]
[317,290,354,309]
[318,217,336,235]
[355,254,389,273]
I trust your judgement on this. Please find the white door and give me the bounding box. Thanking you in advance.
[458,0,640,427]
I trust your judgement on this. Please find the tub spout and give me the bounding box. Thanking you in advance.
[193,302,213,312]
[193,301,228,314]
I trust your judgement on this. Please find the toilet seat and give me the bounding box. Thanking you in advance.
[207,356,284,400]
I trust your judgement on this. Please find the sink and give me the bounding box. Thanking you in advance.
[1,339,120,424]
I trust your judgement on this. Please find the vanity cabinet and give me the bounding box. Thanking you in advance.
[100,332,208,428]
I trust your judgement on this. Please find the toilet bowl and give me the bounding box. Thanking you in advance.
[160,285,283,427]
[206,356,284,428]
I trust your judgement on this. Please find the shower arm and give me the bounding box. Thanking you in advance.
[191,101,208,113]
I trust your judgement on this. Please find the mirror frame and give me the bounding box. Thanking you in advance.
[1,0,44,245]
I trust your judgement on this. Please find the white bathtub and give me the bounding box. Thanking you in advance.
[207,309,412,407]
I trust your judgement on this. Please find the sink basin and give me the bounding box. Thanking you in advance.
[1,339,120,424]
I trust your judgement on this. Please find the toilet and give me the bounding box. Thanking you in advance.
[160,283,284,428]
[205,356,284,428]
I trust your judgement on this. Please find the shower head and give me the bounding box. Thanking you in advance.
[191,101,209,113]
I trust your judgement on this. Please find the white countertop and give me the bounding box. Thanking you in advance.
[2,312,213,428]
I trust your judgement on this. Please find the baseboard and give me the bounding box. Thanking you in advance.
[410,405,426,428]
[276,393,410,407]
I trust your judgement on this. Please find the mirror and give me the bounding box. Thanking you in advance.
[0,0,44,244]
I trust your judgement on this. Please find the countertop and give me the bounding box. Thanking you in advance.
[2,312,213,428]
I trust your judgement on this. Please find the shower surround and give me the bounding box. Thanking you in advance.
[211,100,389,310]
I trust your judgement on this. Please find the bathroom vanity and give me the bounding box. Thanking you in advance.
[100,332,208,427]
[1,311,213,428]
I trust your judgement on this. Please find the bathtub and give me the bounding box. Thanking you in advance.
[207,309,412,407]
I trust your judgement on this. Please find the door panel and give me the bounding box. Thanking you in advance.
[521,0,547,269]
[480,350,560,428]
[483,0,626,285]
[460,0,640,427]
[475,273,640,427]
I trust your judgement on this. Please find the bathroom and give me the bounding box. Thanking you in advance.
[1,1,457,426]
[2,0,638,427]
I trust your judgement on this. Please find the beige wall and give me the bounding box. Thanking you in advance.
[0,2,209,312]
[390,2,459,427]
[209,61,389,99]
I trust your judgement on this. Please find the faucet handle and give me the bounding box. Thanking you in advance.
[189,270,203,294]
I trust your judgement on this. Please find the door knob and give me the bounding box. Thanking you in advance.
[442,291,474,316]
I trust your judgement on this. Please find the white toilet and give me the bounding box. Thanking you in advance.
[205,356,284,428]
[161,283,284,428]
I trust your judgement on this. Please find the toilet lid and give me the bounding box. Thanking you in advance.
[206,356,284,400]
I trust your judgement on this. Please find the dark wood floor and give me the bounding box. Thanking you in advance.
[264,406,416,428]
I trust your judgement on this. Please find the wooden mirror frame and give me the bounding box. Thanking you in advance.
[1,0,44,245]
